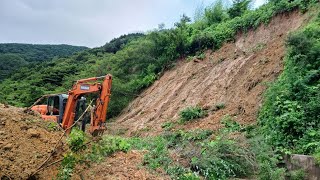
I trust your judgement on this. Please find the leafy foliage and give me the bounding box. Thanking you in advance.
[228,0,252,18]
[191,136,255,180]
[0,43,87,80]
[67,128,87,152]
[57,153,77,180]
[179,106,207,122]
[259,14,320,155]
[0,0,317,120]
[103,33,145,53]
[86,136,130,162]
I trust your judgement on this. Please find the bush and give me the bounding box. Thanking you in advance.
[163,129,213,148]
[57,153,77,180]
[179,106,207,122]
[314,148,320,165]
[221,115,241,132]
[143,137,171,170]
[191,135,256,179]
[86,136,130,162]
[259,16,320,155]
[67,128,87,152]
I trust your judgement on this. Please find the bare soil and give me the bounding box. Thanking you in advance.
[73,150,169,180]
[0,104,63,179]
[0,10,312,180]
[113,10,309,137]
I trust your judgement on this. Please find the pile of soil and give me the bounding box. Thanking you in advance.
[0,104,63,179]
[0,104,168,179]
[114,10,309,136]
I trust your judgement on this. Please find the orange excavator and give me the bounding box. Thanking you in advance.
[30,74,112,135]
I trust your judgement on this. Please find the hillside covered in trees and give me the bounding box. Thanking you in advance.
[0,43,88,80]
[0,0,319,179]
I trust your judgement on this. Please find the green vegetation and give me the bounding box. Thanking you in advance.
[259,12,320,155]
[179,106,207,122]
[57,153,77,180]
[67,128,87,152]
[0,43,87,80]
[58,129,131,180]
[86,136,130,162]
[1,1,320,179]
[1,0,316,120]
[221,115,241,132]
[123,122,285,180]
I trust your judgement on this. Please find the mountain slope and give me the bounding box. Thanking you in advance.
[114,10,309,136]
[0,43,88,80]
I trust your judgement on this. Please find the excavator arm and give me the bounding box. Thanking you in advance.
[61,74,112,135]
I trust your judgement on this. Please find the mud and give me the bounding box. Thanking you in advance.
[73,150,169,180]
[114,11,309,136]
[0,104,63,179]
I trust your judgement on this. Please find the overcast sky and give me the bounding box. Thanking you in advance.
[0,0,266,48]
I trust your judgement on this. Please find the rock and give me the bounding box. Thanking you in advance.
[0,131,5,135]
[4,143,13,150]
[27,129,40,138]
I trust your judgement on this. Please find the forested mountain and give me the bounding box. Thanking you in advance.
[0,2,319,178]
[0,43,88,80]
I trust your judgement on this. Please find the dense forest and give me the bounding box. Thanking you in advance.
[0,43,87,80]
[0,0,319,173]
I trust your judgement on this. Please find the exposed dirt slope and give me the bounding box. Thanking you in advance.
[114,11,309,136]
[0,104,63,179]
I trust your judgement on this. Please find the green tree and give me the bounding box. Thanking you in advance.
[228,0,252,18]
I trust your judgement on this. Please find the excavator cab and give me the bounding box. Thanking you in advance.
[32,94,89,130]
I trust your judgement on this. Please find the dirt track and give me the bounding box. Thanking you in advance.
[114,10,308,136]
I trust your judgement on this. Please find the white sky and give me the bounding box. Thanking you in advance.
[0,0,267,48]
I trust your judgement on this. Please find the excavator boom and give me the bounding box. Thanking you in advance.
[61,74,112,135]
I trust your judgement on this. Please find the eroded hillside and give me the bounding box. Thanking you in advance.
[114,10,309,136]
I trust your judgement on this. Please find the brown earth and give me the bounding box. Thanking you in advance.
[73,150,169,180]
[113,10,309,137]
[0,104,167,180]
[0,104,64,179]
[0,10,313,180]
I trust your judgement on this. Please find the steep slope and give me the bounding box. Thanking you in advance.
[114,10,309,136]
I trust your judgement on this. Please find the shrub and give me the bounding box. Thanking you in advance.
[163,129,213,147]
[259,16,320,155]
[67,128,87,152]
[221,115,241,132]
[288,169,306,180]
[86,136,130,162]
[179,106,207,122]
[314,148,320,165]
[191,135,256,179]
[57,153,77,180]
[166,166,200,180]
[143,137,171,170]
